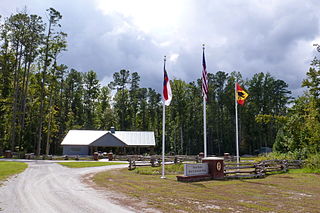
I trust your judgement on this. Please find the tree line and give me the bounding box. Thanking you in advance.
[1,8,318,158]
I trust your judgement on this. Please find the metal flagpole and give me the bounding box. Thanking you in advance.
[161,102,166,178]
[203,96,207,158]
[235,82,240,164]
[161,56,166,179]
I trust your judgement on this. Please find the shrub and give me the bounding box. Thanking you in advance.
[304,154,320,170]
[252,152,299,162]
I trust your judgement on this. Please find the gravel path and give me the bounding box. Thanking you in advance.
[0,160,133,213]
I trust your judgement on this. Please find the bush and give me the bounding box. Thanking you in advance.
[252,152,301,162]
[304,154,320,170]
[256,152,320,171]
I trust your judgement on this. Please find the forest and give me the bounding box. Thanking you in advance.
[0,8,319,158]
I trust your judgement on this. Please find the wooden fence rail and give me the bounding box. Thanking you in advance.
[128,157,180,170]
[224,159,303,179]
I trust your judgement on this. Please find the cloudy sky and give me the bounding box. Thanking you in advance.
[1,0,320,95]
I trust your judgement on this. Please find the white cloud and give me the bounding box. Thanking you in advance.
[95,0,185,34]
[169,54,179,63]
[1,0,320,95]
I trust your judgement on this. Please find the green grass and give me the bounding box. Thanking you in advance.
[240,157,257,161]
[0,161,28,183]
[134,163,184,175]
[288,168,320,174]
[57,161,126,168]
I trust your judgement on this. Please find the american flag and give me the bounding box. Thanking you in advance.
[202,48,208,101]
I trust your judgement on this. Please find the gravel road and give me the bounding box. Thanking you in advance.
[0,160,133,213]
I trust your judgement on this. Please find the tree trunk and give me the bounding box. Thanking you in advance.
[37,19,52,157]
[180,126,183,155]
[11,44,23,151]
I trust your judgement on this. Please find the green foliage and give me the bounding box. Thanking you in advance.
[253,151,304,162]
[83,70,100,128]
[304,154,320,170]
[242,72,291,154]
[302,58,320,101]
[274,96,320,156]
[255,114,287,125]
[97,86,114,130]
[109,69,131,130]
[273,58,320,157]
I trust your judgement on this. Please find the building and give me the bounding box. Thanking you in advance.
[61,128,156,155]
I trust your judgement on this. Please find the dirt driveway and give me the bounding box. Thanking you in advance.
[0,160,133,213]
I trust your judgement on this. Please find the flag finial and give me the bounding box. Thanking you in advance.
[164,55,166,62]
[202,44,205,50]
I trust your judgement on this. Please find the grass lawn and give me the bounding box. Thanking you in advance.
[93,165,320,212]
[58,161,127,168]
[0,161,28,183]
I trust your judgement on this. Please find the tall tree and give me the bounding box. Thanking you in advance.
[97,86,114,130]
[83,70,100,129]
[37,8,63,156]
[302,57,320,109]
[274,58,320,155]
[168,79,188,154]
[109,69,131,130]
[0,11,45,152]
[64,69,84,129]
[129,72,140,129]
[184,81,203,155]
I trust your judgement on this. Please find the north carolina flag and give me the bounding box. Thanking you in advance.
[163,63,172,106]
[236,83,248,105]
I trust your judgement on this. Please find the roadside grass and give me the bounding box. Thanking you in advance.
[288,168,320,174]
[58,162,126,168]
[94,166,320,212]
[134,163,184,175]
[239,156,257,161]
[0,161,28,183]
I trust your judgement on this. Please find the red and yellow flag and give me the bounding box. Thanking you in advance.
[236,83,248,105]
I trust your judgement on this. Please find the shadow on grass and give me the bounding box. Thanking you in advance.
[190,183,207,188]
[239,180,276,186]
[277,176,294,179]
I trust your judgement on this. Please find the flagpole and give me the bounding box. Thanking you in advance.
[203,45,207,158]
[161,56,166,179]
[235,82,240,164]
[203,96,207,158]
[161,101,166,178]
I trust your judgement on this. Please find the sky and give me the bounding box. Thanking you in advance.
[1,0,320,96]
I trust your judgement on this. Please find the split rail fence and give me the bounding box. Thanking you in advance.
[224,159,302,179]
[127,155,184,170]
[126,155,303,180]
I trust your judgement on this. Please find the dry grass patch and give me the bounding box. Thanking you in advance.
[93,167,320,213]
